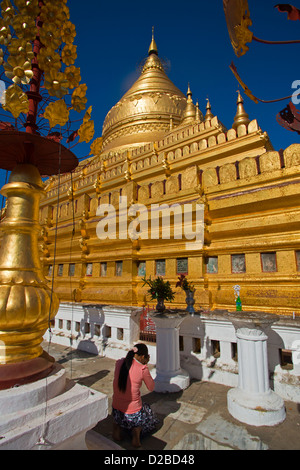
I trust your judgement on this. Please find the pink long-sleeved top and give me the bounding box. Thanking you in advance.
[112,358,155,414]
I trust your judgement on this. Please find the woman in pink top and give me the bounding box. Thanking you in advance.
[112,343,159,447]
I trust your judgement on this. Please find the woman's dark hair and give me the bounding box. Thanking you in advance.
[118,343,149,393]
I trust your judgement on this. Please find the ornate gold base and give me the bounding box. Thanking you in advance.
[0,350,55,390]
[0,164,59,366]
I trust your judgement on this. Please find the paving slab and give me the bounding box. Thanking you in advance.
[43,342,300,451]
[196,413,269,450]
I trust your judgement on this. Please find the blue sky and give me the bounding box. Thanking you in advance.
[0,0,299,188]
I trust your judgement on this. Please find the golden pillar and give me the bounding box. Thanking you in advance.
[0,164,59,389]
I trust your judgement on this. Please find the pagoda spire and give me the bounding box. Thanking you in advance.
[205,98,214,121]
[196,101,201,122]
[233,90,250,129]
[181,83,196,124]
[187,83,192,101]
[148,26,158,55]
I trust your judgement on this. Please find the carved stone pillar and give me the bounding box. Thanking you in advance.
[227,311,286,426]
[150,310,190,393]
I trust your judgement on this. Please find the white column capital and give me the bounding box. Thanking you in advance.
[150,310,187,330]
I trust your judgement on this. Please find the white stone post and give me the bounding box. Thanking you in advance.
[227,311,286,426]
[150,310,190,393]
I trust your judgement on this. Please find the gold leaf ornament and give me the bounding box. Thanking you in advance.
[12,14,37,41]
[71,84,87,112]
[61,21,76,44]
[44,99,69,128]
[44,69,69,99]
[8,38,34,60]
[0,19,12,45]
[61,44,77,66]
[90,137,103,156]
[13,0,40,18]
[78,105,94,143]
[39,22,62,50]
[4,54,33,84]
[1,0,15,20]
[64,65,81,89]
[37,46,61,72]
[40,2,69,27]
[3,83,29,118]
[78,119,94,143]
[83,105,92,122]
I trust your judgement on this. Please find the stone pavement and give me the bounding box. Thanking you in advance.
[43,341,300,451]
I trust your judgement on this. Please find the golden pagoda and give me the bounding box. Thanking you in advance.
[102,31,187,152]
[39,32,300,315]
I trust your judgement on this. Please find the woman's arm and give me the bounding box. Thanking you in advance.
[142,365,155,392]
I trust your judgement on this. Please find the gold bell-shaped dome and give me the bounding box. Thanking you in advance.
[102,30,187,152]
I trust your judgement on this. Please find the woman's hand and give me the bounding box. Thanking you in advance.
[143,354,150,365]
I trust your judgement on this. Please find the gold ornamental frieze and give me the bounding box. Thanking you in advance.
[102,92,187,145]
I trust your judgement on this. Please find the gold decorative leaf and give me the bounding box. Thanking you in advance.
[4,54,33,84]
[90,137,103,155]
[44,69,69,99]
[39,22,62,50]
[61,43,77,66]
[44,99,70,128]
[83,105,92,122]
[12,14,36,41]
[40,2,69,27]
[1,0,15,20]
[14,0,40,17]
[64,65,81,89]
[78,119,94,143]
[37,46,61,72]
[61,21,76,44]
[3,83,29,118]
[8,38,34,60]
[71,83,87,112]
[0,18,12,45]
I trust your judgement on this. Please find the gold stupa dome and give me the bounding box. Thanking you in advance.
[102,30,187,151]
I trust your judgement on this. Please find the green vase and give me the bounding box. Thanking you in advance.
[236,296,242,311]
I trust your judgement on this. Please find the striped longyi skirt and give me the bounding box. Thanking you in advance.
[112,403,159,436]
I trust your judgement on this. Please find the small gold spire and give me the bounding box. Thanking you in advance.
[233,90,250,129]
[181,83,196,124]
[196,101,201,122]
[205,98,214,121]
[187,83,192,101]
[148,26,158,56]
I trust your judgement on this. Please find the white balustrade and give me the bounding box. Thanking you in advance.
[44,303,300,404]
